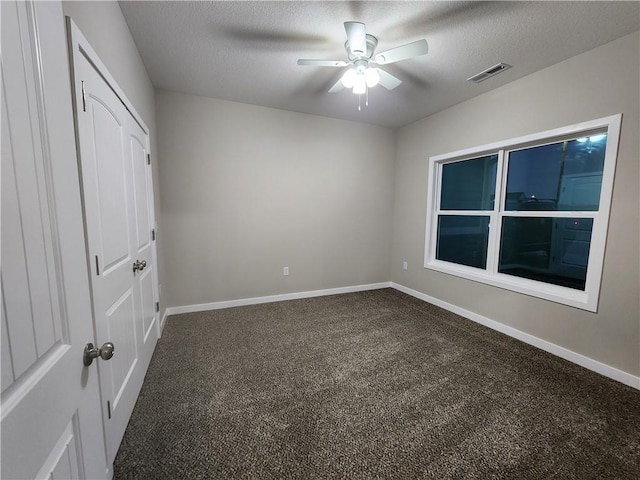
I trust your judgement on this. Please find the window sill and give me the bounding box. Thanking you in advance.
[425,259,596,312]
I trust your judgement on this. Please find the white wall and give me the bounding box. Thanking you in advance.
[156,90,396,307]
[391,32,640,376]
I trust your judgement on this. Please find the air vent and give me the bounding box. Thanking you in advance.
[467,63,512,83]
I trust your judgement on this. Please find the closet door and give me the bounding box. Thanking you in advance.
[1,1,107,478]
[128,115,159,351]
[69,21,159,465]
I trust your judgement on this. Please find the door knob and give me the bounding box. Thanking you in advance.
[83,342,115,366]
[132,259,147,273]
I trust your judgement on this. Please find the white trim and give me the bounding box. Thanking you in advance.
[424,114,622,312]
[66,20,149,134]
[164,282,392,316]
[160,308,169,334]
[391,282,640,391]
[430,114,621,163]
[426,260,590,310]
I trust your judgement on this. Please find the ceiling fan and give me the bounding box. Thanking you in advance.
[297,22,428,100]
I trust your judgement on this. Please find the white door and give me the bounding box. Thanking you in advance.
[1,1,107,479]
[129,116,159,353]
[68,22,159,464]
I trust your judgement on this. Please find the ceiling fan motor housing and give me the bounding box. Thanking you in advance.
[346,34,378,61]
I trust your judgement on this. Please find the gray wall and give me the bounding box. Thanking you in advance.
[156,90,396,307]
[62,0,164,309]
[391,32,640,376]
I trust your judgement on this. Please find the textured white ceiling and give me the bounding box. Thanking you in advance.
[119,1,639,129]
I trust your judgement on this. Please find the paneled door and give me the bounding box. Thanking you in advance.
[68,22,160,465]
[1,1,108,479]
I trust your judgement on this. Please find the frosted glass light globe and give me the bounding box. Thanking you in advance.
[353,74,366,94]
[341,68,357,88]
[364,68,380,88]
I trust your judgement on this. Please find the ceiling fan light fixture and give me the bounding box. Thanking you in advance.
[340,68,357,88]
[296,21,428,103]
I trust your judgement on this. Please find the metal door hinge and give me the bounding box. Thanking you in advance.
[81,81,86,112]
[152,228,156,241]
[95,255,100,276]
[107,400,111,419]
[155,302,160,313]
[147,153,151,165]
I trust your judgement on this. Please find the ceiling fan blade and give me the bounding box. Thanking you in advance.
[376,68,402,90]
[297,59,347,67]
[374,39,428,65]
[328,78,345,93]
[344,21,366,56]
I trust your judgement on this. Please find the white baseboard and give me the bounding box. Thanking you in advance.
[391,282,640,391]
[160,309,169,334]
[164,282,392,317]
[160,280,639,390]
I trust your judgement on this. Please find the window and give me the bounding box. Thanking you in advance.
[424,115,622,311]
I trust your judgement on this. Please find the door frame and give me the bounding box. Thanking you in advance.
[66,17,161,466]
[66,18,160,341]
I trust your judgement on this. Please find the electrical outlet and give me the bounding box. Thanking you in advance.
[402,261,408,271]
[283,266,289,276]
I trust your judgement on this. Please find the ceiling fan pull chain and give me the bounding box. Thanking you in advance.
[358,94,361,111]
[365,87,369,107]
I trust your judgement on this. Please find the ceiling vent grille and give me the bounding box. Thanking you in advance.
[467,63,511,83]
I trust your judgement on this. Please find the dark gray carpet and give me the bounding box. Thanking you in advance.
[113,288,640,479]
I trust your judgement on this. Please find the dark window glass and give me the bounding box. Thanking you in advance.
[498,217,593,290]
[505,135,606,212]
[436,215,490,269]
[441,155,498,210]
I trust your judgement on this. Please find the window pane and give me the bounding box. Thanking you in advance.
[499,217,593,290]
[505,135,606,211]
[436,215,489,269]
[441,154,498,210]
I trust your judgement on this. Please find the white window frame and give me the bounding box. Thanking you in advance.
[424,114,622,312]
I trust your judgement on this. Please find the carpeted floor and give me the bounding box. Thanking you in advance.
[113,288,640,479]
